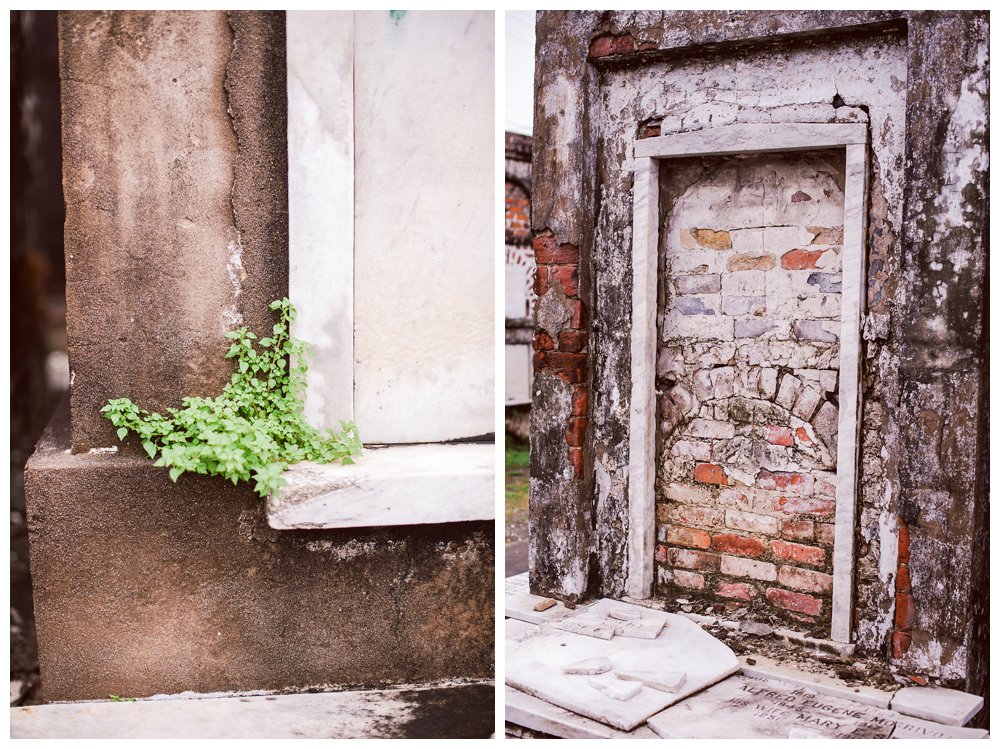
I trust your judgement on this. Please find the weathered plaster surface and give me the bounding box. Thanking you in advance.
[60,11,287,451]
[531,11,987,688]
[25,403,494,701]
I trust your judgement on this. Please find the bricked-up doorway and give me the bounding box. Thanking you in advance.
[628,124,868,643]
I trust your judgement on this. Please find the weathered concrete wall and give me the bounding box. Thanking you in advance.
[26,403,494,701]
[655,152,846,632]
[60,11,288,452]
[530,11,988,688]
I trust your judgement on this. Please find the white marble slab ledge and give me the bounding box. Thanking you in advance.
[890,685,985,727]
[505,686,659,739]
[267,443,494,529]
[635,122,868,159]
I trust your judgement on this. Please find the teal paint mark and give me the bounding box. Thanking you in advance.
[389,10,406,25]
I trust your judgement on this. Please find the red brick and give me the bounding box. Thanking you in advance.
[897,518,910,565]
[533,330,555,352]
[791,190,812,203]
[794,426,814,447]
[533,265,551,296]
[532,350,545,370]
[667,526,712,549]
[766,587,822,616]
[571,387,589,417]
[758,470,814,495]
[781,249,825,270]
[673,570,705,589]
[655,544,668,563]
[781,519,815,541]
[533,233,579,264]
[712,534,766,557]
[667,504,723,528]
[588,34,613,58]
[771,540,825,567]
[569,299,587,329]
[639,123,661,139]
[694,463,730,485]
[773,495,836,517]
[717,582,754,600]
[896,564,911,593]
[667,548,720,572]
[816,522,836,545]
[568,447,583,478]
[764,425,794,446]
[566,417,587,448]
[891,630,912,658]
[558,330,588,353]
[895,591,915,629]
[612,33,634,54]
[543,352,587,384]
[552,265,579,297]
[777,566,832,594]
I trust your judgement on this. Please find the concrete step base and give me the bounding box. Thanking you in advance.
[11,681,494,739]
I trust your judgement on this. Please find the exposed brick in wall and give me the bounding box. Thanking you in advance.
[532,231,588,478]
[654,151,845,633]
[506,180,531,246]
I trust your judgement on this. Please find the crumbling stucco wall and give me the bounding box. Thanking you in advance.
[530,11,987,690]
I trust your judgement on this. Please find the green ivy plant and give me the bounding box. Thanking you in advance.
[101,298,362,498]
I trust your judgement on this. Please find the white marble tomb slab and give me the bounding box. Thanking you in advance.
[553,598,666,640]
[890,685,985,727]
[646,674,989,740]
[506,606,739,731]
[505,686,660,740]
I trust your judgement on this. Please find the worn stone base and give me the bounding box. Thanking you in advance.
[25,402,494,702]
[11,681,495,739]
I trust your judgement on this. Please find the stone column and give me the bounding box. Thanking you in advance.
[26,10,493,702]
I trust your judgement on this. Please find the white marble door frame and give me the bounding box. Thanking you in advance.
[627,123,869,643]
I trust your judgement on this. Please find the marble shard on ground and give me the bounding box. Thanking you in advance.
[613,616,666,640]
[554,615,618,640]
[506,599,739,731]
[889,685,985,727]
[615,670,687,693]
[506,591,573,625]
[646,674,989,740]
[504,686,660,740]
[589,676,642,701]
[563,657,612,675]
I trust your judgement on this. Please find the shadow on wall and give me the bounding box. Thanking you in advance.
[11,9,68,705]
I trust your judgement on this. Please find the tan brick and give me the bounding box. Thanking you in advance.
[725,509,779,535]
[683,228,732,250]
[721,555,777,581]
[727,253,776,272]
[687,418,735,439]
[663,482,715,505]
[667,504,723,528]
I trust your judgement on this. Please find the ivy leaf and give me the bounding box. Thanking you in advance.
[143,441,157,459]
[169,467,182,482]
[117,427,128,441]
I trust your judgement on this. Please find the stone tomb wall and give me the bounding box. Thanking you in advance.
[655,150,846,631]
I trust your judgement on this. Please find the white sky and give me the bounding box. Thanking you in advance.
[505,10,535,135]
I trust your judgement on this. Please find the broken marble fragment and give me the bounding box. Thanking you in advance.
[608,607,641,621]
[554,616,618,641]
[614,670,687,693]
[613,616,667,640]
[562,657,612,675]
[588,677,642,701]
